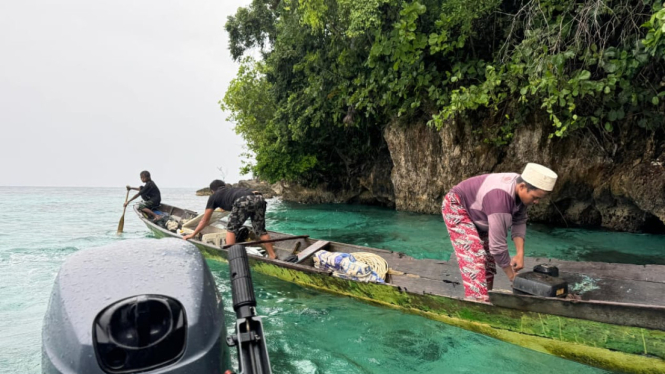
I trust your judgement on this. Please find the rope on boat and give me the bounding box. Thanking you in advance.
[352,252,389,280]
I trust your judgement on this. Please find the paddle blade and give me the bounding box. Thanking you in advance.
[117,215,125,234]
[117,189,130,235]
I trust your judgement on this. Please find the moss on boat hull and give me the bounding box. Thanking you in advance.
[146,225,665,373]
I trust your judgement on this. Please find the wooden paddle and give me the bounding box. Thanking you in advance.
[117,189,130,234]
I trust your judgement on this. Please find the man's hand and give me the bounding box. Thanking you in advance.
[182,234,194,241]
[126,185,131,191]
[502,265,516,282]
[510,254,524,272]
[123,202,129,208]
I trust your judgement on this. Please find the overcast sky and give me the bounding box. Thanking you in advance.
[0,0,253,188]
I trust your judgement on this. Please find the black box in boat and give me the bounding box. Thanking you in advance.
[513,265,568,298]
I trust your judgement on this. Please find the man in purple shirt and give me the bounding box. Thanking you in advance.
[442,163,558,302]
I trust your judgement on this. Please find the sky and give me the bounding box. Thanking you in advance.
[0,0,254,188]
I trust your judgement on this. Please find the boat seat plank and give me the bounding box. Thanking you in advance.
[296,240,330,263]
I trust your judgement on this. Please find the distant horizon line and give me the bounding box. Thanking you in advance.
[0,185,207,189]
[0,177,252,189]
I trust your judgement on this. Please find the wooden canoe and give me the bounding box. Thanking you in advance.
[135,203,665,374]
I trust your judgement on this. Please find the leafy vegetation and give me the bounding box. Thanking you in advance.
[222,0,665,184]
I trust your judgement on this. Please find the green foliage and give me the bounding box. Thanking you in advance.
[224,0,665,184]
[221,58,321,183]
[225,0,279,60]
[643,2,665,57]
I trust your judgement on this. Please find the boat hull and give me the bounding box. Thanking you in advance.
[140,212,665,373]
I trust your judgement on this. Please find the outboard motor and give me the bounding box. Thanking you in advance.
[225,245,272,374]
[42,238,229,374]
[512,264,568,298]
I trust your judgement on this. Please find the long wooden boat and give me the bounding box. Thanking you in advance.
[135,203,665,373]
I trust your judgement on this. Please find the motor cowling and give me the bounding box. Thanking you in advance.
[42,238,228,374]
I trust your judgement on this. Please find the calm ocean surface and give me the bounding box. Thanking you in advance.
[2,186,664,373]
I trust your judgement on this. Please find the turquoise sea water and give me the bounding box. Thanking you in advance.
[2,187,664,373]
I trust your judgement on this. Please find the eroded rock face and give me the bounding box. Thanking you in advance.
[384,120,499,214]
[272,150,396,207]
[383,117,665,232]
[244,117,663,232]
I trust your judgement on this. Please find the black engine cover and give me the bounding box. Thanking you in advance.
[513,270,568,298]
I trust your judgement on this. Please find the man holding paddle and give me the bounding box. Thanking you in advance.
[182,180,276,259]
[125,170,161,221]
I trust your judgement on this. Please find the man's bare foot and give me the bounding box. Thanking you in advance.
[151,215,161,221]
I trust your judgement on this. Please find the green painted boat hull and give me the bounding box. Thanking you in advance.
[144,219,665,373]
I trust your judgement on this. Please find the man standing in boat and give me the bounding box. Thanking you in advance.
[442,163,557,303]
[125,170,161,221]
[182,180,277,259]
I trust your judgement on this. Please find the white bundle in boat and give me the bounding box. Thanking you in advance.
[312,250,385,283]
[350,252,388,280]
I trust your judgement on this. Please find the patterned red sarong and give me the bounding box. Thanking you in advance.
[442,192,496,302]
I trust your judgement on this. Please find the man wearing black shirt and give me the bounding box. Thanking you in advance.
[182,179,276,259]
[125,170,161,221]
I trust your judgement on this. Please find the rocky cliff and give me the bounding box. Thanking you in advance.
[384,117,665,232]
[272,117,665,233]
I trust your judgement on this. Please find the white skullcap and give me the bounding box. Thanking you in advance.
[521,163,557,191]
